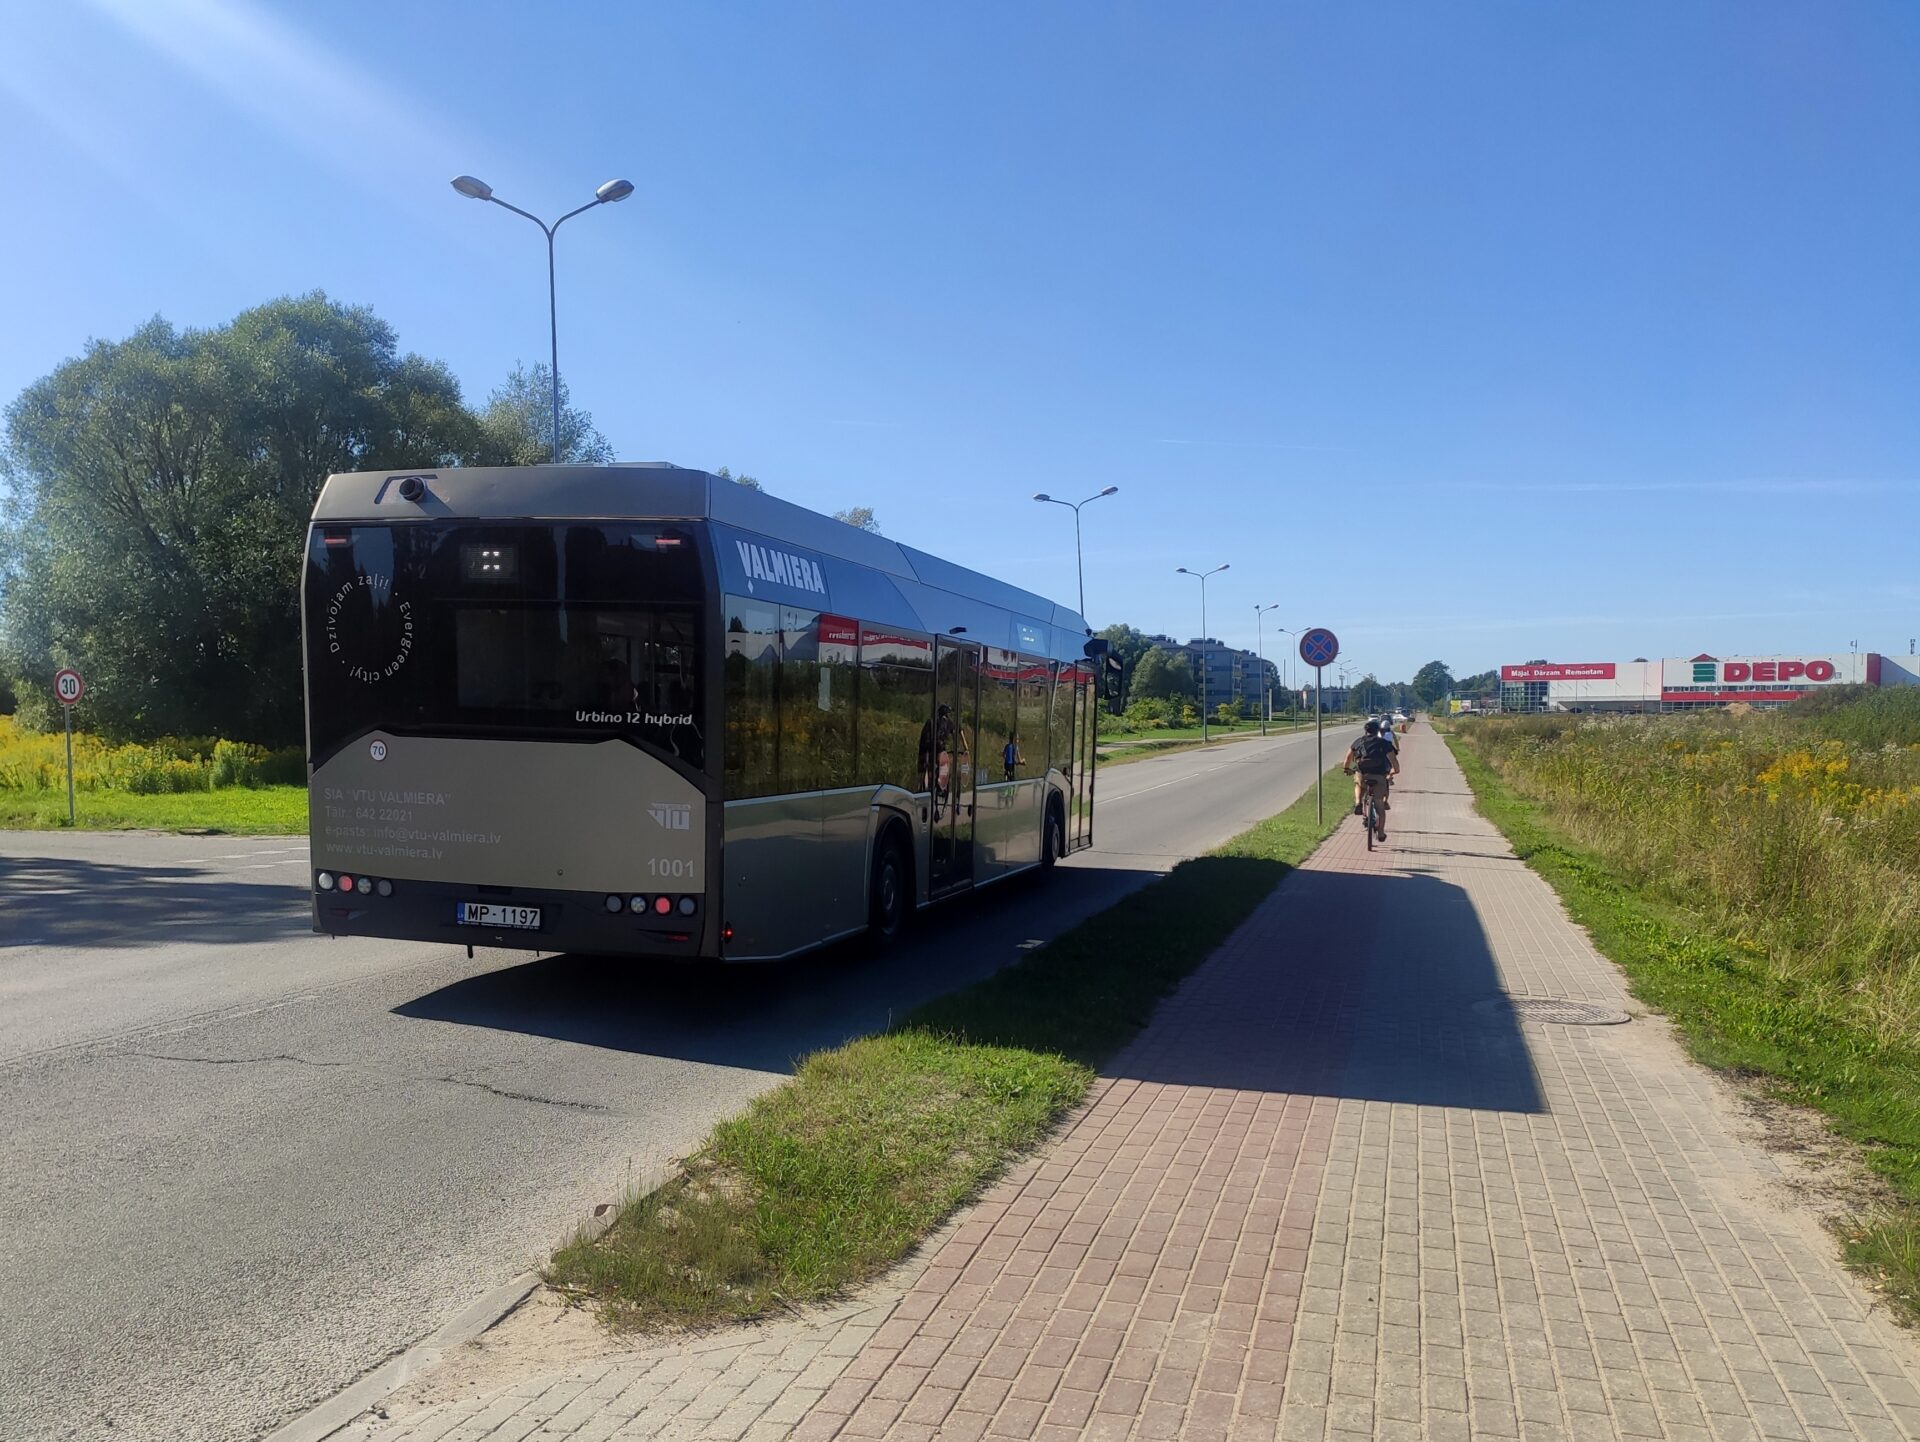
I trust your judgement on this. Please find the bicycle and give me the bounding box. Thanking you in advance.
[1360,775,1388,850]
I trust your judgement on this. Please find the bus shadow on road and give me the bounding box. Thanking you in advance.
[1110,867,1546,1114]
[391,861,1163,1074]
[0,856,310,949]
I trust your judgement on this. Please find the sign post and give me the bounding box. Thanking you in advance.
[53,667,85,825]
[1298,629,1339,822]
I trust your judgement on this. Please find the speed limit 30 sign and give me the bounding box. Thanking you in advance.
[54,667,85,706]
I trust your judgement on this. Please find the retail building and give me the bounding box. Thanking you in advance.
[1494,653,1920,713]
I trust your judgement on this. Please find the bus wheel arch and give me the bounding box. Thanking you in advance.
[868,818,913,948]
[1042,792,1066,870]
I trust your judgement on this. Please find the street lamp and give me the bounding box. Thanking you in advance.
[450,173,635,463]
[1255,603,1281,736]
[1175,563,1229,742]
[1032,486,1120,619]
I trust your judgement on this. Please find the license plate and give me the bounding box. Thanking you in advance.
[456,902,542,931]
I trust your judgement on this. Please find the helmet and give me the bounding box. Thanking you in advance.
[1364,720,1380,735]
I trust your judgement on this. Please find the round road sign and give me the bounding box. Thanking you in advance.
[53,667,85,706]
[1298,628,1339,668]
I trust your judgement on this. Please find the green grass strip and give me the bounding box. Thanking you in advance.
[0,785,307,834]
[1444,730,1920,1322]
[547,762,1352,1329]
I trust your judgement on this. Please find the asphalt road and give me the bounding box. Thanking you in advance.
[0,723,1356,1442]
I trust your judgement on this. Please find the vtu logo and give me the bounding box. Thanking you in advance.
[648,802,692,831]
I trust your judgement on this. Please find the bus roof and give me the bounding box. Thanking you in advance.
[311,464,1095,661]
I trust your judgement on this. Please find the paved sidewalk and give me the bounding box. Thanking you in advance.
[353,735,1920,1441]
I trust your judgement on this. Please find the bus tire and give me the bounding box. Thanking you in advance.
[867,828,911,950]
[1041,798,1066,871]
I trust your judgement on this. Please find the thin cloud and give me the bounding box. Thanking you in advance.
[80,0,466,209]
[1433,478,1917,495]
[1342,604,1881,637]
[1152,438,1346,451]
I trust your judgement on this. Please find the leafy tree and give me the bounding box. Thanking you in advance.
[1455,669,1499,699]
[0,294,518,743]
[833,506,879,533]
[1130,646,1196,702]
[1214,701,1240,727]
[1351,675,1389,713]
[715,466,763,490]
[476,363,613,465]
[1097,623,1153,704]
[1412,660,1455,706]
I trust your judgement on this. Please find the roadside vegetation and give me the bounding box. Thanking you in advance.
[1444,689,1920,1320]
[546,762,1352,1330]
[0,716,305,832]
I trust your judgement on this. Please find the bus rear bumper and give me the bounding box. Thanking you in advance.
[311,880,714,959]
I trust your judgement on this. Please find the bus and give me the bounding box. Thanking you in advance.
[302,464,1116,961]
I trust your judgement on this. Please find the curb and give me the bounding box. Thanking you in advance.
[262,1179,652,1442]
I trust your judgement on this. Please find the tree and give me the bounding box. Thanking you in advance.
[833,506,879,533]
[715,466,763,491]
[1455,669,1499,699]
[476,363,613,465]
[1131,646,1196,702]
[1351,675,1389,713]
[0,293,586,743]
[1097,623,1153,705]
[1412,661,1454,706]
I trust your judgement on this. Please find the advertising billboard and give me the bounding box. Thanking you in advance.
[1500,663,1617,682]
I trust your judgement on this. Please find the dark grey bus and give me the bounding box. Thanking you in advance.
[302,464,1111,961]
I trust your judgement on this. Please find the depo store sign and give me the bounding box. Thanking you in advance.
[1662,656,1847,688]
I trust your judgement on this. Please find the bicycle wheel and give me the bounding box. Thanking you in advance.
[1365,797,1376,850]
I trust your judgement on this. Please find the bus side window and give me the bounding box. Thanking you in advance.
[859,626,934,793]
[1016,659,1050,781]
[1050,662,1076,775]
[724,596,781,799]
[980,649,1018,784]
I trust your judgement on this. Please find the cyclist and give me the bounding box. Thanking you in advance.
[1343,719,1400,836]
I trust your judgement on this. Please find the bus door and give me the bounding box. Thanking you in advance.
[1073,662,1096,849]
[931,638,980,894]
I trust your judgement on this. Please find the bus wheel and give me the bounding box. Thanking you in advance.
[868,832,910,949]
[1041,801,1065,871]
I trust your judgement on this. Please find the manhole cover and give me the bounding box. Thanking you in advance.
[1476,996,1630,1026]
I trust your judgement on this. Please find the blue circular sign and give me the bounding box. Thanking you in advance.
[1299,627,1339,667]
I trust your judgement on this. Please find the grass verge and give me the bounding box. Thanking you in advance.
[547,762,1352,1330]
[1444,730,1920,1323]
[0,785,307,834]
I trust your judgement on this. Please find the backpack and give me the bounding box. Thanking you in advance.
[1353,735,1393,774]
[1003,741,1019,768]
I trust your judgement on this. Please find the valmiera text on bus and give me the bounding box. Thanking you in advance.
[301,464,1122,961]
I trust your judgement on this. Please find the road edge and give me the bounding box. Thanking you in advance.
[261,1187,645,1442]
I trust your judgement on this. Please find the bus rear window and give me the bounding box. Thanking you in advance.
[454,606,697,720]
[305,522,706,767]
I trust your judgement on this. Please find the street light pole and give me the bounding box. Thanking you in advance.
[1032,487,1120,619]
[451,174,635,463]
[1255,603,1280,737]
[1176,563,1229,742]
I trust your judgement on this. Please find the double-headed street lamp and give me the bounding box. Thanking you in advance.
[1032,486,1119,619]
[451,173,635,463]
[1175,563,1229,742]
[1254,603,1281,736]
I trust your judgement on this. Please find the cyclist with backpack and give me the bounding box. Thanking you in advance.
[1343,719,1400,836]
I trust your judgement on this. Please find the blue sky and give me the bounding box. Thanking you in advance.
[3,1,1916,684]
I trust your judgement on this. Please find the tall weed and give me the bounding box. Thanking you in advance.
[0,716,303,794]
[1456,703,1920,1042]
